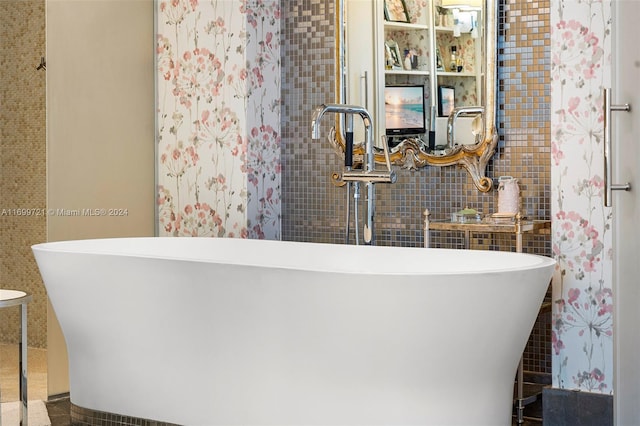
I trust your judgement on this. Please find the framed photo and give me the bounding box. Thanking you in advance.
[384,0,410,23]
[435,48,444,71]
[403,48,419,70]
[385,40,403,70]
[384,40,403,70]
[438,85,455,117]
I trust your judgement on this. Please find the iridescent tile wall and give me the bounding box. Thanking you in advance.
[282,1,551,373]
[0,0,47,348]
[70,403,179,426]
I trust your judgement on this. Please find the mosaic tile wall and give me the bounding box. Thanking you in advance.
[282,0,551,373]
[0,0,48,348]
[70,403,179,426]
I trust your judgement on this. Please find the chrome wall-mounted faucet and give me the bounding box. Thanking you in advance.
[447,106,485,148]
[311,103,396,245]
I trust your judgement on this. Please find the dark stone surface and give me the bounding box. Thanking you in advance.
[542,388,613,426]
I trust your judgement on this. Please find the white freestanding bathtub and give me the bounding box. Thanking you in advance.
[33,237,555,426]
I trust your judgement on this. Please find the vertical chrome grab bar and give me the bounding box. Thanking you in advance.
[360,71,368,110]
[603,88,631,207]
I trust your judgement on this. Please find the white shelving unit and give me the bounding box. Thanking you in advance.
[378,0,434,146]
[343,0,484,148]
[434,13,484,108]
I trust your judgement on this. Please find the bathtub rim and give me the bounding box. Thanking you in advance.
[32,237,556,277]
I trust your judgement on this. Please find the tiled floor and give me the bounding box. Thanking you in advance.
[0,344,47,402]
[2,344,544,426]
[1,343,70,425]
[45,396,71,426]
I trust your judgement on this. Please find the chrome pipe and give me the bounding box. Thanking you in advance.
[353,182,360,245]
[345,181,352,245]
[423,209,430,248]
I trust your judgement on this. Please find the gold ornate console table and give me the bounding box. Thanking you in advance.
[424,210,551,252]
[423,209,551,424]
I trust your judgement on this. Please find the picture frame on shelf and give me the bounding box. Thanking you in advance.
[384,0,410,23]
[436,48,444,71]
[438,85,455,117]
[403,48,418,70]
[385,40,404,70]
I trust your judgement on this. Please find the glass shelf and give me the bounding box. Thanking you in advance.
[437,71,477,77]
[384,21,429,31]
[385,69,430,76]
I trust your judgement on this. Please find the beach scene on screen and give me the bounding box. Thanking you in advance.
[385,87,424,129]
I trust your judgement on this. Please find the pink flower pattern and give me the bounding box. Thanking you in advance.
[156,0,281,240]
[551,0,613,393]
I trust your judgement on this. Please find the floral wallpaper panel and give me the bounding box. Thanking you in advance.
[550,0,613,393]
[156,0,281,239]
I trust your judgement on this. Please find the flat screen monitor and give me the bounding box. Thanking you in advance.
[384,85,426,137]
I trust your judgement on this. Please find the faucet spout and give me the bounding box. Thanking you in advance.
[311,103,372,141]
[310,104,328,140]
[311,103,374,173]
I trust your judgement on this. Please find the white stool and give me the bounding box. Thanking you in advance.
[0,290,32,426]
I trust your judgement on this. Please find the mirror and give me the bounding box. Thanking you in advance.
[332,0,498,192]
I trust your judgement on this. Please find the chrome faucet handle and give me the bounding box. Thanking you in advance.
[341,170,397,184]
[380,135,393,172]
